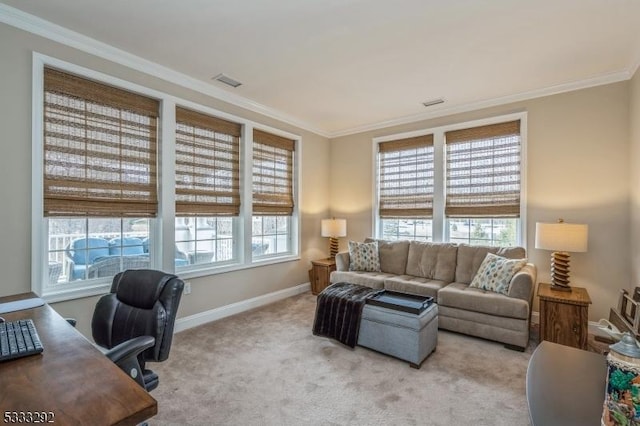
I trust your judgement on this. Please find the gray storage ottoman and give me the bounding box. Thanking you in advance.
[357,296,438,368]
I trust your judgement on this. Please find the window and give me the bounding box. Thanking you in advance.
[377,135,434,241]
[42,67,158,290]
[33,57,301,301]
[174,107,241,268]
[448,218,518,246]
[381,219,433,241]
[445,120,521,246]
[375,116,524,246]
[252,129,296,257]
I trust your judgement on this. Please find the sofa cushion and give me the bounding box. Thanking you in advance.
[405,241,457,282]
[348,240,381,272]
[365,238,410,275]
[437,282,529,319]
[383,275,449,300]
[455,244,526,284]
[330,271,389,289]
[469,253,527,295]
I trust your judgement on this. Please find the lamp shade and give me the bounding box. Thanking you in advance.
[535,221,588,253]
[321,218,347,238]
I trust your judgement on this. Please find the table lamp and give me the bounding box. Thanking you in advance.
[321,218,347,258]
[535,219,588,292]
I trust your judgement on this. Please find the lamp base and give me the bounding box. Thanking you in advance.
[550,251,572,291]
[550,283,572,292]
[328,237,339,259]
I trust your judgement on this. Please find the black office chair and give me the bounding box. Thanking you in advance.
[91,269,184,392]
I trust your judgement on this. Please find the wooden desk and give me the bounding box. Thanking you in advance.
[0,293,157,425]
[526,341,606,426]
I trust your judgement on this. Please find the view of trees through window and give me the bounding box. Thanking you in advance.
[380,219,432,241]
[380,218,518,246]
[449,218,518,246]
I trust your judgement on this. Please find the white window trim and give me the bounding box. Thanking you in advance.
[372,111,528,247]
[32,53,301,301]
[249,123,301,260]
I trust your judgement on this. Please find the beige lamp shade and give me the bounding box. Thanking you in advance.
[321,218,347,258]
[535,220,588,291]
[321,218,347,238]
[535,221,588,252]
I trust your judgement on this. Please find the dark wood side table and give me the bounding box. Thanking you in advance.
[538,283,592,349]
[310,258,336,295]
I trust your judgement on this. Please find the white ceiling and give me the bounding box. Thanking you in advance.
[2,0,640,136]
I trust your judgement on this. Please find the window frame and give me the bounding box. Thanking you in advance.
[372,112,527,247]
[32,53,301,302]
[247,125,300,263]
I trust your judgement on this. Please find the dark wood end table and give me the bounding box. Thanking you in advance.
[538,283,592,349]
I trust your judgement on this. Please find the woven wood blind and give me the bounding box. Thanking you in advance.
[445,120,521,217]
[252,129,295,216]
[175,107,241,216]
[378,134,434,218]
[43,67,159,217]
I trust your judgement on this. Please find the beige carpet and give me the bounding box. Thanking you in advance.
[151,292,535,425]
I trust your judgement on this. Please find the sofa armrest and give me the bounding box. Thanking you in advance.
[507,263,537,304]
[335,251,350,271]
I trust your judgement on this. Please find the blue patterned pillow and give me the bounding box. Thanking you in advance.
[348,241,381,272]
[469,253,527,295]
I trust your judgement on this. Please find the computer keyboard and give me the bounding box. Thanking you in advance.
[0,319,43,362]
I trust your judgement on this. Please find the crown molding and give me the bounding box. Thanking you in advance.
[0,4,330,138]
[328,70,631,138]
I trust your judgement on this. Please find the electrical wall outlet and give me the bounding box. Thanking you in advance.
[183,281,192,295]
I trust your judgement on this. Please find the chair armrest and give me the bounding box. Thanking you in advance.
[105,335,155,389]
[507,263,537,304]
[335,252,350,271]
[106,335,155,364]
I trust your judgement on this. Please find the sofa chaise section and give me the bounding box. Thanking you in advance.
[437,245,536,350]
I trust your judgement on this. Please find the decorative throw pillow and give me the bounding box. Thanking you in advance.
[348,240,381,272]
[469,253,527,295]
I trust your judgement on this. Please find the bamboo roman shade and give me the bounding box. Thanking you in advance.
[43,67,159,217]
[252,129,295,216]
[445,120,521,218]
[378,134,434,218]
[175,107,241,216]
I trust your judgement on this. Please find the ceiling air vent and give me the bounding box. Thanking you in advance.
[422,98,445,108]
[212,73,242,88]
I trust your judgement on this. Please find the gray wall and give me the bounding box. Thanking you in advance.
[0,23,331,336]
[330,81,633,322]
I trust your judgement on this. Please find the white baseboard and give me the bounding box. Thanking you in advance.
[531,311,539,325]
[531,310,606,336]
[174,282,311,333]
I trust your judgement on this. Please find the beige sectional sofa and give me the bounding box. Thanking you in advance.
[331,239,537,350]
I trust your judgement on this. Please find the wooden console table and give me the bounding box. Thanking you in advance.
[527,341,606,426]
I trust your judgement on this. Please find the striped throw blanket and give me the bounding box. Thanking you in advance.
[312,282,383,348]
